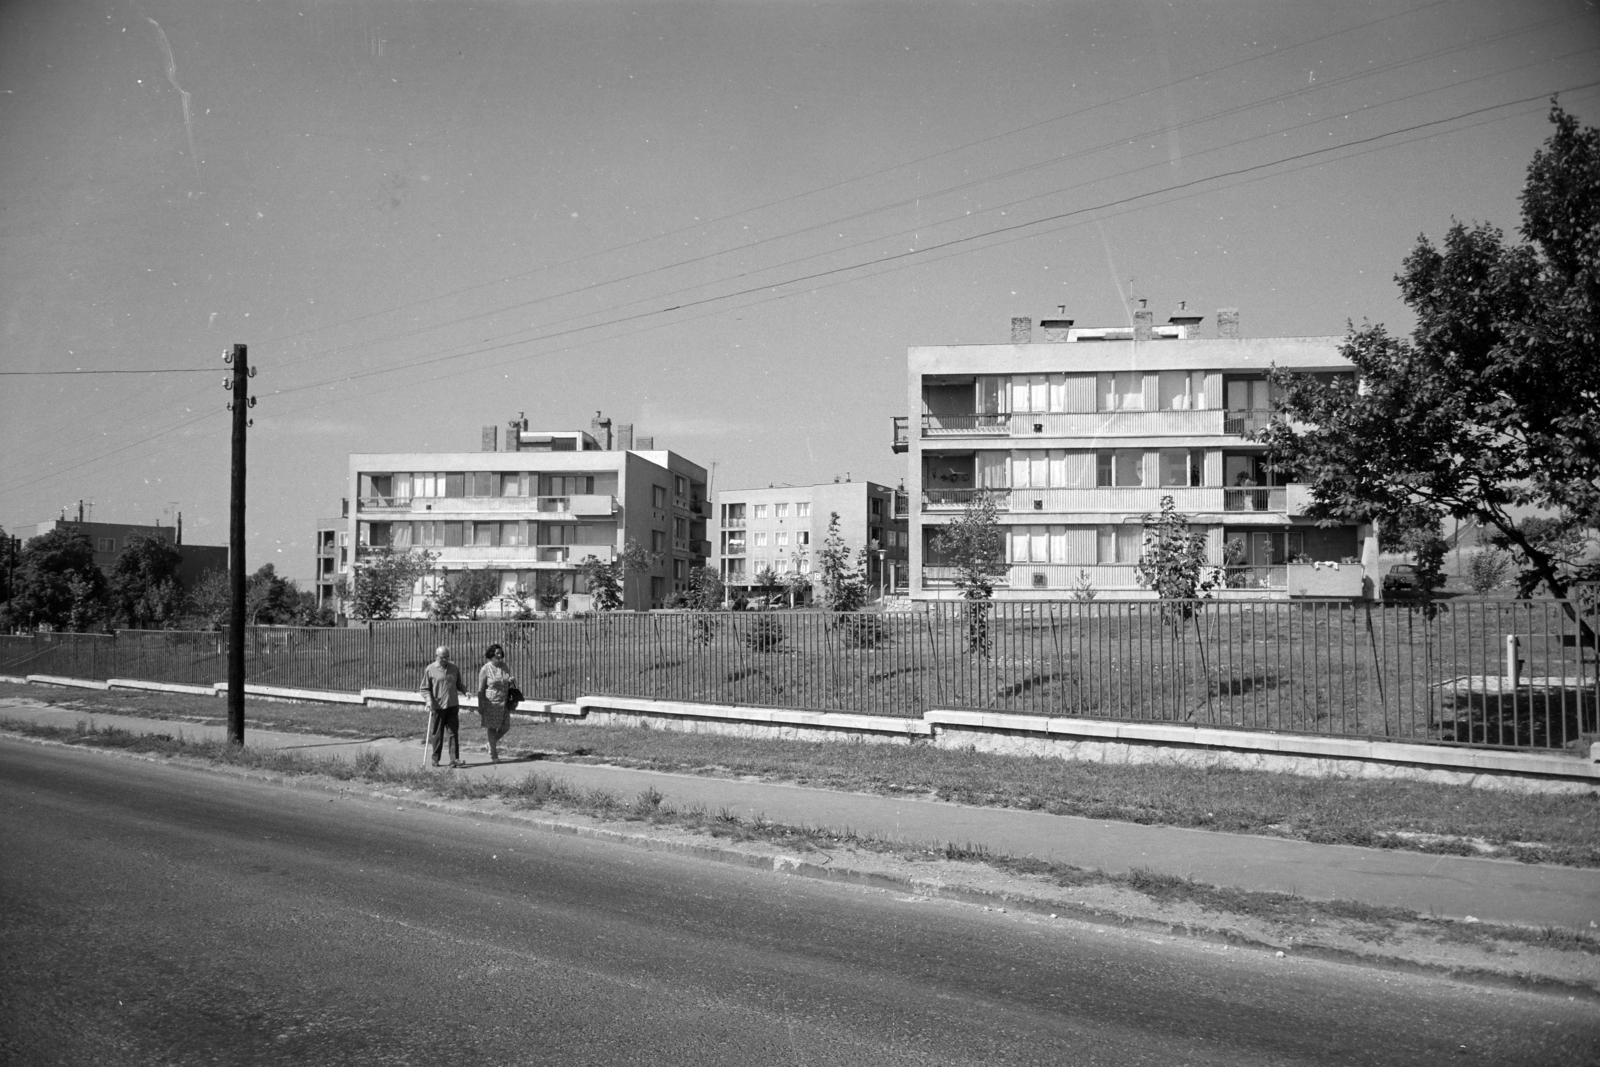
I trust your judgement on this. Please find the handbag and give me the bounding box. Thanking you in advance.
[506,685,523,711]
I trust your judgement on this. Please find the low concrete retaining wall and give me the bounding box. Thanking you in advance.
[5,674,1596,794]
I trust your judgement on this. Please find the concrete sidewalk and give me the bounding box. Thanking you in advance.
[4,697,1597,930]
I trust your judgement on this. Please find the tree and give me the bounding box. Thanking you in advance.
[188,569,231,630]
[11,528,108,632]
[1260,103,1600,607]
[427,569,500,620]
[684,566,725,612]
[109,533,185,629]
[816,511,867,613]
[930,492,1007,653]
[345,547,437,620]
[1465,547,1513,594]
[1135,496,1222,623]
[784,546,811,607]
[753,565,781,605]
[578,538,661,611]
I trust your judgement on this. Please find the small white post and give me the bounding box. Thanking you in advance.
[1503,634,1521,688]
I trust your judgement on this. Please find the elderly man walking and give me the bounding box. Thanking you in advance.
[420,645,468,768]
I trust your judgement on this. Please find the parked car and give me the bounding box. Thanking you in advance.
[1383,564,1419,595]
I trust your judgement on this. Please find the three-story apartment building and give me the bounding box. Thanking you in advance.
[348,413,709,614]
[716,479,909,602]
[895,305,1378,601]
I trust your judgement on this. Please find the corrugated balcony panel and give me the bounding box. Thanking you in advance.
[1007,564,1142,591]
[1008,409,1224,438]
[566,494,618,516]
[429,544,615,565]
[922,413,1010,435]
[1007,487,1223,513]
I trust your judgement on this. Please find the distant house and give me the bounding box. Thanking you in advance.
[10,518,227,587]
[715,479,909,601]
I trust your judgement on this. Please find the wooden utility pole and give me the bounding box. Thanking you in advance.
[225,344,253,746]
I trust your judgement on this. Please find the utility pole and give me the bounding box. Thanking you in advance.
[224,344,255,746]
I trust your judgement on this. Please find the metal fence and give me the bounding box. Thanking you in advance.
[1,596,1595,751]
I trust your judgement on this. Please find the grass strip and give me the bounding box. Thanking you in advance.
[7,680,1599,868]
[6,714,1598,963]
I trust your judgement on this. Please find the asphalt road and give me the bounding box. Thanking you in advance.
[2,739,1596,1066]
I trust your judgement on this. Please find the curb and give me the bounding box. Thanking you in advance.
[4,727,1594,1001]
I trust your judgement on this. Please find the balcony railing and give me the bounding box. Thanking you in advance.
[1223,408,1277,435]
[892,493,910,519]
[892,416,910,453]
[1223,564,1287,589]
[723,544,747,556]
[723,518,746,529]
[1223,487,1286,512]
[923,488,984,509]
[690,540,712,556]
[921,566,1010,589]
[356,495,412,511]
[923,413,1010,436]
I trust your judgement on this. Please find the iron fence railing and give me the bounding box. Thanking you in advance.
[1,597,1595,751]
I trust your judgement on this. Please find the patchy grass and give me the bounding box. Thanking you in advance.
[5,679,1598,867]
[9,715,1597,964]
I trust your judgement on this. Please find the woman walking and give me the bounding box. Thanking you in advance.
[476,642,518,762]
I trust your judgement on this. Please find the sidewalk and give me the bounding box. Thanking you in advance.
[4,697,1597,930]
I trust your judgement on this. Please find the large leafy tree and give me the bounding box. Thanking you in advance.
[109,533,185,629]
[12,528,108,631]
[427,569,500,620]
[929,492,1008,654]
[1261,103,1600,602]
[816,511,867,612]
[345,547,437,620]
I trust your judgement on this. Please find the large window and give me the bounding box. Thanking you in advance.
[652,485,667,508]
[752,503,767,519]
[775,503,789,519]
[1097,524,1142,564]
[1096,451,1144,487]
[796,502,810,517]
[754,532,768,547]
[1097,371,1145,412]
[548,475,595,497]
[1158,450,1205,487]
[651,529,666,553]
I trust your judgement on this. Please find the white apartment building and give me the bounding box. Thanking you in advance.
[348,413,709,614]
[716,479,909,601]
[896,304,1379,601]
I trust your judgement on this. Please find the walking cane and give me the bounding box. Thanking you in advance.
[423,704,438,767]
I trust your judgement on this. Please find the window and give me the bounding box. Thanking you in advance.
[1098,371,1145,411]
[651,529,666,553]
[651,576,665,601]
[1096,451,1144,487]
[674,517,688,538]
[798,531,810,546]
[1096,524,1142,564]
[444,472,466,498]
[673,559,686,579]
[543,524,577,545]
[675,475,687,496]
[652,485,667,508]
[473,522,497,546]
[775,503,789,519]
[96,537,116,553]
[414,472,441,498]
[776,531,788,546]
[443,522,465,547]
[1159,450,1204,487]
[754,532,768,547]
[869,498,881,517]
[500,473,525,497]
[753,504,768,519]
[796,502,810,517]
[799,558,811,574]
[723,503,746,525]
[548,475,595,497]
[469,472,496,497]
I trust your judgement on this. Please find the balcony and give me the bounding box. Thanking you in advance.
[422,544,614,565]
[922,566,1010,590]
[892,416,910,453]
[922,488,985,510]
[1286,562,1367,598]
[1223,565,1287,589]
[1006,409,1223,438]
[1222,487,1286,512]
[1007,487,1222,514]
[690,539,712,557]
[723,543,747,557]
[892,492,910,519]
[923,413,1010,437]
[1223,409,1276,436]
[356,495,412,512]
[723,518,747,529]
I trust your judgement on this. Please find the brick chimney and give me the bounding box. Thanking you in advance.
[504,412,525,451]
[615,423,634,451]
[1168,300,1204,338]
[480,425,498,452]
[589,411,612,450]
[1011,316,1032,343]
[1133,298,1153,341]
[1216,307,1241,339]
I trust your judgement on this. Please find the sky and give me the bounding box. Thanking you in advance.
[1,0,1597,582]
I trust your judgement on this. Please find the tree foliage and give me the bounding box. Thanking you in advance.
[1260,103,1600,601]
[11,528,108,632]
[345,547,436,620]
[428,569,500,620]
[1135,496,1220,623]
[109,533,184,629]
[816,511,867,613]
[929,492,1007,602]
[578,538,661,611]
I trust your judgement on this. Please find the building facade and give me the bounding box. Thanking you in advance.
[10,518,227,587]
[348,414,709,615]
[715,480,909,602]
[895,306,1379,601]
[314,505,348,613]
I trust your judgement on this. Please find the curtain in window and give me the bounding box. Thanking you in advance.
[391,523,413,548]
[976,451,1008,488]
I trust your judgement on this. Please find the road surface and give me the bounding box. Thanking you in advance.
[1,738,1595,1065]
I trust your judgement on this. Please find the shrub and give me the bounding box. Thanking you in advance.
[1465,548,1513,594]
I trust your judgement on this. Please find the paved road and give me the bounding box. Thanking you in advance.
[2,739,1595,1066]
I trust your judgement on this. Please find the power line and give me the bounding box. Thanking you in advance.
[0,368,213,376]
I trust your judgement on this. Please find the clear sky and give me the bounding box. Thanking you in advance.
[2,0,1596,581]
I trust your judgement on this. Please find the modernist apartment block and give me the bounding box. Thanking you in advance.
[314,507,347,613]
[716,479,909,600]
[349,413,709,614]
[895,306,1379,601]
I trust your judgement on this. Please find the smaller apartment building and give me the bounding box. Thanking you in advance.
[349,414,709,615]
[11,518,227,587]
[896,306,1379,601]
[716,480,909,600]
